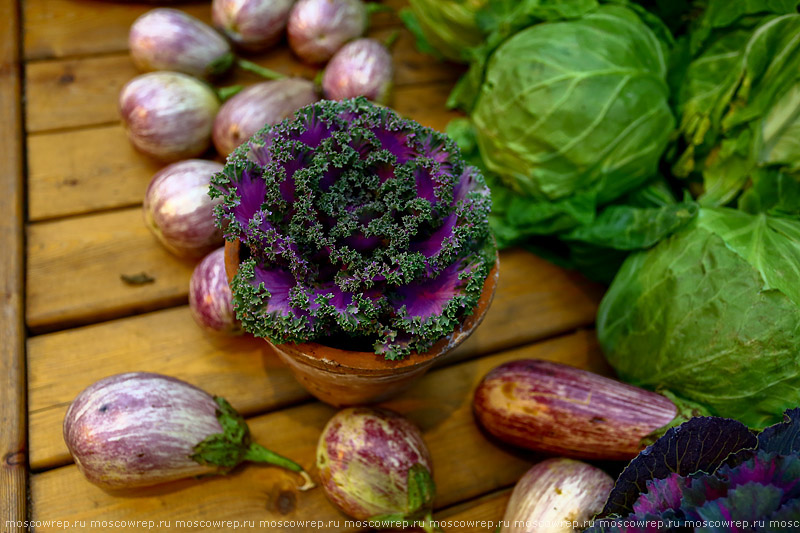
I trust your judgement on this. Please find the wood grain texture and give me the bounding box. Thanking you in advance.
[27,124,163,221]
[30,331,609,533]
[0,0,27,530]
[437,489,511,532]
[25,28,460,134]
[26,207,197,331]
[28,248,603,470]
[24,0,403,60]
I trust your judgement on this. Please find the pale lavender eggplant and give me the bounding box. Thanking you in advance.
[322,38,392,104]
[287,0,367,64]
[129,9,234,79]
[473,360,679,461]
[143,159,224,258]
[63,372,224,489]
[317,407,433,521]
[64,372,315,490]
[212,78,318,156]
[119,72,219,161]
[190,247,241,334]
[500,459,614,533]
[212,0,294,51]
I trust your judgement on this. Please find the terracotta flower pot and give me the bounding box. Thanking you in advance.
[224,240,499,406]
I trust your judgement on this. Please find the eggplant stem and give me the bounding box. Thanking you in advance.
[243,443,316,491]
[216,85,244,102]
[236,59,286,80]
[384,30,400,50]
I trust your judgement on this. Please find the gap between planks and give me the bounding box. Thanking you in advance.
[29,330,610,533]
[0,0,27,530]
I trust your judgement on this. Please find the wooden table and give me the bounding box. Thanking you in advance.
[1,1,609,531]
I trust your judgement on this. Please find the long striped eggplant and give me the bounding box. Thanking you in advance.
[316,408,440,532]
[500,459,614,533]
[63,372,314,490]
[473,360,698,460]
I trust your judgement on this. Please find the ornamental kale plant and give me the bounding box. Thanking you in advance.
[586,409,800,532]
[210,98,495,360]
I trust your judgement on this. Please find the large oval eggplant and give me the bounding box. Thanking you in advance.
[500,459,613,533]
[190,247,241,334]
[322,38,393,104]
[287,0,367,64]
[129,9,234,79]
[64,372,314,490]
[212,0,294,51]
[212,78,318,156]
[119,72,219,161]
[473,360,679,460]
[317,407,438,527]
[143,159,224,258]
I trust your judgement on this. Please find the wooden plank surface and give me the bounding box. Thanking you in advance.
[24,0,403,60]
[25,29,459,134]
[27,248,603,470]
[437,489,511,532]
[26,207,196,331]
[0,0,27,530]
[27,124,162,221]
[31,331,609,533]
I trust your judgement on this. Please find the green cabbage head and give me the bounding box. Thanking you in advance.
[472,5,674,205]
[404,0,488,63]
[597,207,800,429]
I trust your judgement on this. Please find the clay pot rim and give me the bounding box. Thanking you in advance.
[224,239,499,372]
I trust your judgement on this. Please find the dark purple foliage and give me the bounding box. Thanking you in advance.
[588,409,800,532]
[210,98,494,359]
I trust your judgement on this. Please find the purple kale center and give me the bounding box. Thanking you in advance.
[211,98,494,359]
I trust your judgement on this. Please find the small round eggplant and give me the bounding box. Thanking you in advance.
[190,247,241,334]
[500,459,614,533]
[129,9,234,79]
[473,360,680,461]
[119,72,220,161]
[212,0,294,51]
[64,372,314,490]
[287,0,367,64]
[322,38,393,104]
[143,159,224,258]
[212,78,318,156]
[317,408,439,529]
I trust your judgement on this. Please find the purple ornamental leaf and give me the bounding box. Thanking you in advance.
[757,408,800,456]
[602,417,757,517]
[630,473,688,517]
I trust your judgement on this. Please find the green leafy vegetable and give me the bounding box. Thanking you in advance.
[673,12,800,211]
[598,207,800,429]
[401,0,489,63]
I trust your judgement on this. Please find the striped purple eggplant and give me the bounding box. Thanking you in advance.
[119,72,219,161]
[317,408,439,531]
[212,0,294,51]
[190,247,241,334]
[143,159,224,258]
[129,9,234,79]
[322,38,393,104]
[287,0,367,64]
[64,372,314,490]
[473,360,680,460]
[500,459,613,533]
[212,78,318,156]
